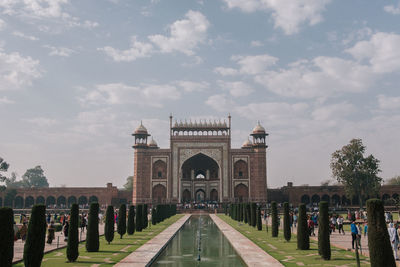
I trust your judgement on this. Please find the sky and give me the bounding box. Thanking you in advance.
[1,0,400,188]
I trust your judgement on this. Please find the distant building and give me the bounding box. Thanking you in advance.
[131,115,268,204]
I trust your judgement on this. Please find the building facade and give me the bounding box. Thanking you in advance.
[132,115,268,205]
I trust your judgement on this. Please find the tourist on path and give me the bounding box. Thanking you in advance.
[338,216,345,235]
[19,222,27,241]
[363,222,368,237]
[388,223,399,260]
[351,220,358,249]
[47,221,55,244]
[63,221,69,241]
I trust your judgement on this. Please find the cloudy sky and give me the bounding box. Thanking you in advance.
[1,0,400,188]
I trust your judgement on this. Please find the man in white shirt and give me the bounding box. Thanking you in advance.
[388,223,399,260]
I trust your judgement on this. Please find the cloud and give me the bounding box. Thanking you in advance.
[98,36,153,62]
[384,2,400,15]
[255,56,374,98]
[175,80,209,92]
[12,31,39,41]
[0,96,14,104]
[346,32,400,73]
[205,94,234,112]
[311,102,355,121]
[214,67,238,76]
[148,10,210,55]
[217,80,254,97]
[250,40,263,47]
[222,0,331,35]
[0,49,43,91]
[79,83,181,108]
[0,18,5,30]
[377,95,400,110]
[232,54,278,75]
[25,117,57,127]
[43,45,75,57]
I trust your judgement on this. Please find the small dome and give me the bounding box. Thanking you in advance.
[252,121,265,134]
[134,121,148,134]
[242,137,253,148]
[148,137,158,147]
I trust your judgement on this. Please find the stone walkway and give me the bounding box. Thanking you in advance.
[210,214,283,267]
[13,224,105,263]
[114,214,191,267]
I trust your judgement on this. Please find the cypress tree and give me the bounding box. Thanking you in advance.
[232,204,236,220]
[247,203,251,226]
[367,199,396,267]
[143,204,148,229]
[256,206,262,230]
[244,203,248,224]
[136,204,143,232]
[67,204,79,261]
[239,203,243,221]
[104,205,114,244]
[251,203,257,227]
[283,202,291,242]
[0,207,14,267]
[127,205,135,235]
[236,204,240,221]
[318,201,330,260]
[23,205,46,267]
[224,204,228,215]
[271,201,278,237]
[297,204,309,250]
[152,206,157,225]
[86,202,99,252]
[117,204,127,238]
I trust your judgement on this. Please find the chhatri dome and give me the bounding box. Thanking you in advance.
[252,121,266,134]
[148,137,158,147]
[134,121,148,135]
[242,137,253,148]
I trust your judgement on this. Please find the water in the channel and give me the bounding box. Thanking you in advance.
[151,215,245,267]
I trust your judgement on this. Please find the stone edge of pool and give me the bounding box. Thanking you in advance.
[114,214,191,267]
[209,214,284,267]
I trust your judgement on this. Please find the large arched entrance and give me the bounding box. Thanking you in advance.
[152,184,166,203]
[181,153,219,202]
[234,183,249,202]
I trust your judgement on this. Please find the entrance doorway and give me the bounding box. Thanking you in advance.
[195,189,205,202]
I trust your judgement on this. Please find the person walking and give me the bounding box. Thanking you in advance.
[63,220,69,241]
[388,223,399,260]
[351,220,358,249]
[364,222,368,237]
[338,216,345,235]
[47,221,55,244]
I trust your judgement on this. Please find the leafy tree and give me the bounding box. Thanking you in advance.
[256,206,262,230]
[67,204,79,262]
[21,166,49,188]
[331,139,381,208]
[104,206,114,244]
[86,203,99,252]
[297,204,309,250]
[271,201,278,237]
[117,204,127,238]
[127,205,135,235]
[123,176,133,191]
[283,202,291,242]
[318,201,330,260]
[0,207,14,267]
[367,199,396,267]
[24,205,46,267]
[0,157,10,191]
[386,175,400,185]
[4,189,16,207]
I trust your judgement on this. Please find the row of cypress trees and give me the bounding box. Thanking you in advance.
[228,203,262,230]
[152,204,177,225]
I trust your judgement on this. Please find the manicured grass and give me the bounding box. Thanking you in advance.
[219,215,370,267]
[13,214,183,267]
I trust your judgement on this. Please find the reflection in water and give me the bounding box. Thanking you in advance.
[151,215,245,267]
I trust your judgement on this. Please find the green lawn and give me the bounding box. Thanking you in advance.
[13,215,183,267]
[218,215,370,267]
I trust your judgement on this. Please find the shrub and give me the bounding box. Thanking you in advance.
[86,202,99,252]
[283,202,291,242]
[271,201,278,237]
[318,201,330,260]
[256,206,262,231]
[104,205,114,244]
[367,199,396,267]
[67,204,79,261]
[23,205,46,267]
[136,204,143,232]
[127,205,135,235]
[251,203,257,227]
[297,204,309,250]
[0,207,14,267]
[117,204,127,239]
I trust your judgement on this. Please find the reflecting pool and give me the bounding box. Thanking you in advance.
[151,215,245,267]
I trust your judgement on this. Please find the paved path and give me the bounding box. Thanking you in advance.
[211,214,283,267]
[13,224,105,263]
[114,214,191,267]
